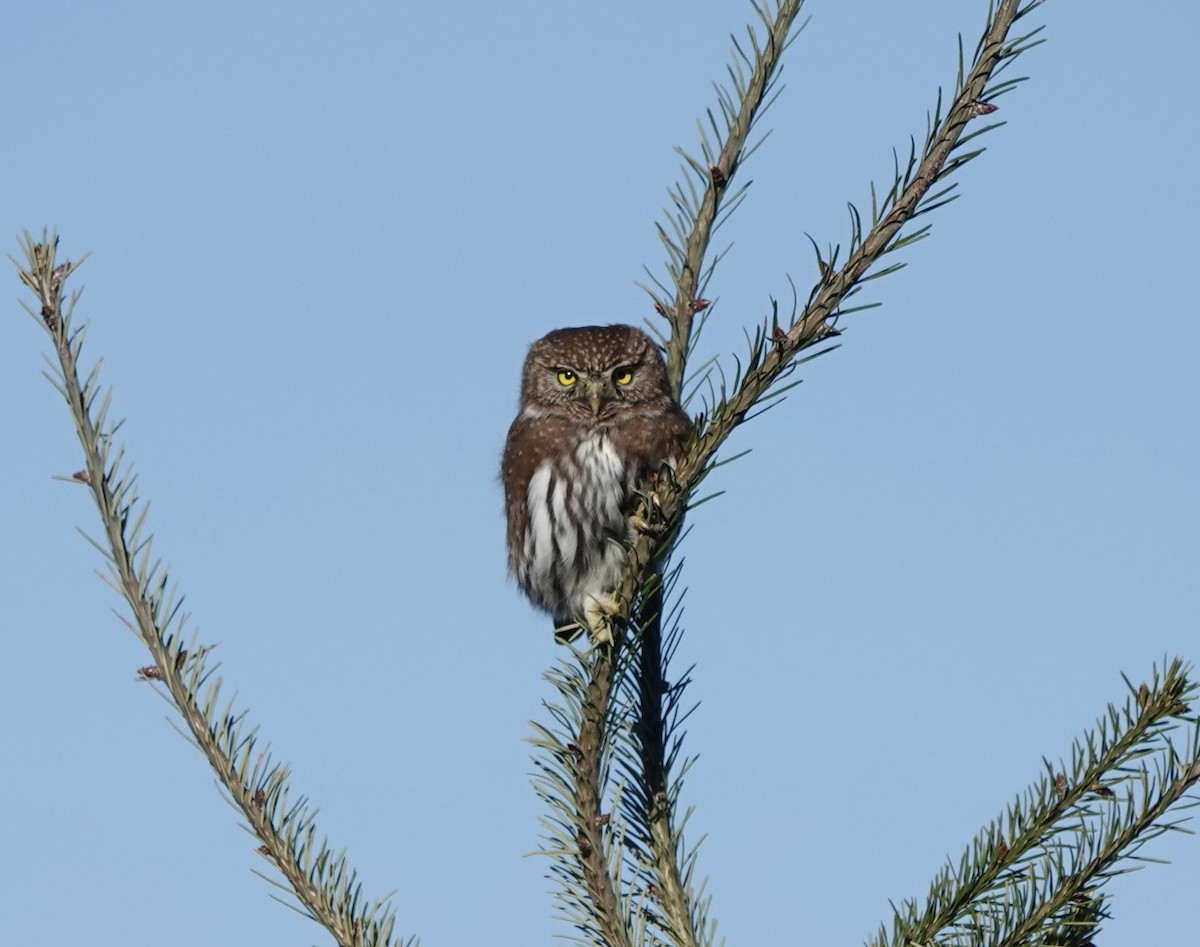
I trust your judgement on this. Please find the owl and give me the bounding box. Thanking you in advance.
[502,324,692,643]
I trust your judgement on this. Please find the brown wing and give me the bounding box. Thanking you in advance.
[607,402,693,480]
[501,413,575,571]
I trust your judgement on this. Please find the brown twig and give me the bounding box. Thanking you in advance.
[571,646,631,947]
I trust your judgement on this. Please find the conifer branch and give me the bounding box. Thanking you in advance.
[532,648,632,946]
[655,0,808,398]
[12,231,414,947]
[572,647,630,947]
[870,657,1200,947]
[616,582,711,947]
[631,589,696,947]
[672,0,1045,483]
[558,1,1049,943]
[636,0,1047,590]
[532,579,707,947]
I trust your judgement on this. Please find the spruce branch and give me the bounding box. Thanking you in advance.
[543,1,1049,943]
[871,658,1200,947]
[678,0,1045,472]
[12,230,415,947]
[630,0,1047,599]
[615,577,713,947]
[532,646,632,946]
[653,0,809,398]
[531,572,707,947]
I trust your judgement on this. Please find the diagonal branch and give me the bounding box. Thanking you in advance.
[13,231,413,947]
[592,2,1045,941]
[661,0,807,398]
[871,658,1200,947]
[671,0,1042,511]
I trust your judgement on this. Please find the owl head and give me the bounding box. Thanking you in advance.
[519,324,673,422]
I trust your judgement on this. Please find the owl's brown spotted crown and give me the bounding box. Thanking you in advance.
[527,324,651,372]
[502,323,691,643]
[518,325,673,423]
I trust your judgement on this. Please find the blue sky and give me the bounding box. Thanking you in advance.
[2,1,1197,945]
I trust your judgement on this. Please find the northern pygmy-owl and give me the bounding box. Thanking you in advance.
[502,325,691,642]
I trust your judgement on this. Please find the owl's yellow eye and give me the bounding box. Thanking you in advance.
[556,369,577,387]
[613,368,634,386]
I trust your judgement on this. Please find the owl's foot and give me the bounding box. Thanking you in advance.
[630,479,676,536]
[582,592,622,648]
[629,509,667,536]
[551,595,623,648]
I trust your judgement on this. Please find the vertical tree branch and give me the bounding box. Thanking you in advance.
[633,585,699,947]
[572,647,632,947]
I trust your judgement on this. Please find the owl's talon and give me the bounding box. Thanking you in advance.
[587,620,615,649]
[630,512,666,536]
[582,593,622,648]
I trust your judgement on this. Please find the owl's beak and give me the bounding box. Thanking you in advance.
[585,381,605,416]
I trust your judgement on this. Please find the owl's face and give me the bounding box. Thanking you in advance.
[519,324,673,423]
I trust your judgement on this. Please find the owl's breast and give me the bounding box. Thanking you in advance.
[572,429,632,526]
[511,427,634,619]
